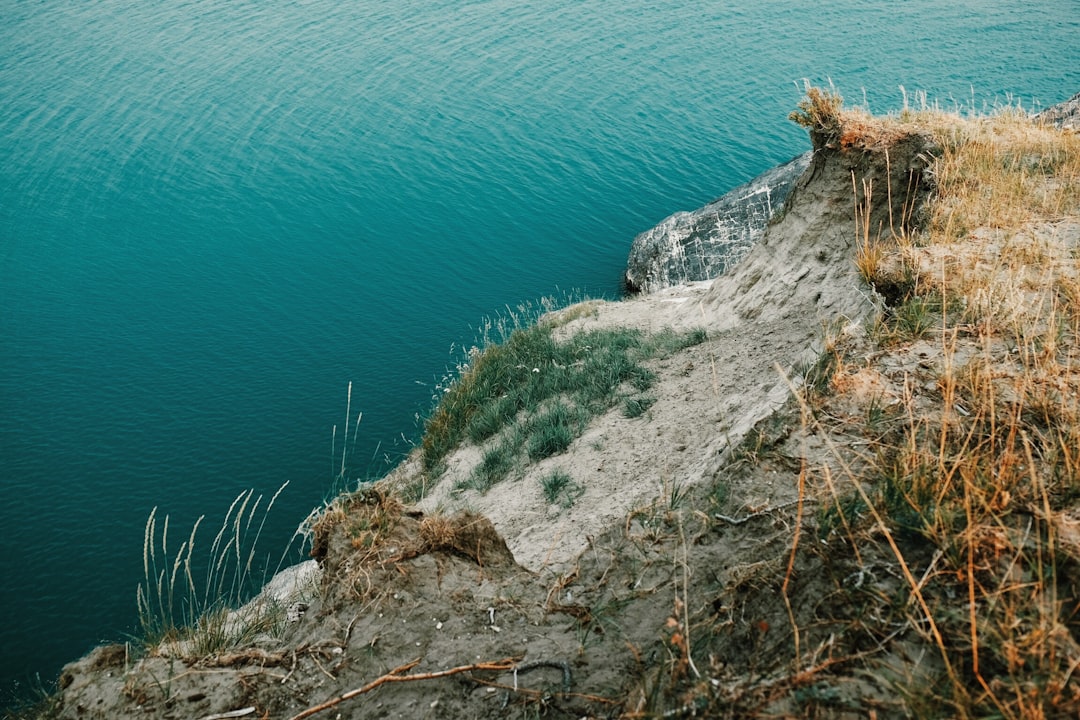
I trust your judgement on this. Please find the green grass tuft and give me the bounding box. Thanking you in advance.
[465,442,517,492]
[623,396,656,418]
[526,402,583,461]
[540,469,583,507]
[420,314,708,490]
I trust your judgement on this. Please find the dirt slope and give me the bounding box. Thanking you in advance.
[50,111,935,720]
[402,118,935,578]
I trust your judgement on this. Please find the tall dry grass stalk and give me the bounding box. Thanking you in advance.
[852,173,886,284]
[137,481,291,656]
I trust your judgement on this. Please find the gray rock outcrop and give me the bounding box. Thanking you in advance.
[623,151,811,294]
[1036,90,1080,130]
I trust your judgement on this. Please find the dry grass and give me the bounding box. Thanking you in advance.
[311,486,404,559]
[789,82,845,145]
[805,95,1080,717]
[656,89,1080,717]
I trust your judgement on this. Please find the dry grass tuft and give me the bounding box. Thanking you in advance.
[309,486,404,564]
[789,82,845,145]
[418,513,459,549]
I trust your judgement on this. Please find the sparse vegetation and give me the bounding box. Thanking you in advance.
[418,312,707,498]
[792,93,1080,717]
[560,88,1080,720]
[539,469,582,507]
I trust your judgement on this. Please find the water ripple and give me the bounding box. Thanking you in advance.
[1,0,1077,700]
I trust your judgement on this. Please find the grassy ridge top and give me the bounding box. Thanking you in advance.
[792,89,1080,716]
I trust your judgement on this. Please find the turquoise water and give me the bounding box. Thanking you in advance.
[1,0,1076,698]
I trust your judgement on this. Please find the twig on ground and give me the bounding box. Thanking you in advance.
[197,708,256,720]
[287,656,521,720]
[342,613,360,648]
[309,652,335,681]
[280,649,298,685]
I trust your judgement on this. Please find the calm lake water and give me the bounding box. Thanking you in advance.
[1,0,1076,699]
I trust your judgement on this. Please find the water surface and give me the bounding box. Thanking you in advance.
[1,0,1076,698]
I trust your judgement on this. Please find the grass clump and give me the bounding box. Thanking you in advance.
[418,308,708,494]
[789,81,844,145]
[526,402,585,461]
[622,395,656,418]
[465,442,517,492]
[880,292,945,342]
[643,326,708,355]
[465,395,517,444]
[540,469,583,507]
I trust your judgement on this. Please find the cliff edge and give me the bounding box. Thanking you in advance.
[42,91,1080,720]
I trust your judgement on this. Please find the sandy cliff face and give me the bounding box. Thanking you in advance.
[405,122,937,577]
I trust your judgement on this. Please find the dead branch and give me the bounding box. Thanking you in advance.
[286,656,521,720]
[714,498,818,525]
